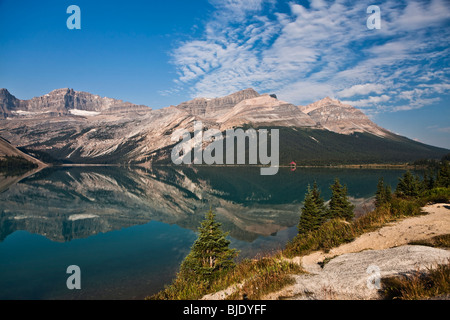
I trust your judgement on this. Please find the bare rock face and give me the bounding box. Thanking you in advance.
[175,88,260,120]
[218,95,317,129]
[274,245,450,300]
[0,89,19,118]
[0,88,152,118]
[300,97,390,137]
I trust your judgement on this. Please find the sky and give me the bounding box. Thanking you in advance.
[0,0,449,149]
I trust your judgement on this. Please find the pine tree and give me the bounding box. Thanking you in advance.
[375,177,386,208]
[311,181,329,223]
[180,209,238,281]
[422,169,435,191]
[298,185,321,235]
[328,178,355,221]
[396,171,421,197]
[436,161,450,188]
[384,184,392,203]
[375,178,392,208]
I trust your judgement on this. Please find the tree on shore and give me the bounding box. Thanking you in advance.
[436,161,450,188]
[328,178,355,221]
[375,177,392,208]
[422,169,436,191]
[298,185,320,235]
[396,171,421,197]
[179,209,238,281]
[311,181,329,224]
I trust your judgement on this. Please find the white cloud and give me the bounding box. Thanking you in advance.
[338,84,386,98]
[168,0,450,111]
[392,97,441,111]
[342,95,391,108]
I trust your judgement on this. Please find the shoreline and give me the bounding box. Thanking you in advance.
[202,202,450,300]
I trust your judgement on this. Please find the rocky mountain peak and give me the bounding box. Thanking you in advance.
[175,88,261,119]
[299,96,390,137]
[0,88,151,118]
[0,88,12,96]
[217,94,317,129]
[0,88,19,118]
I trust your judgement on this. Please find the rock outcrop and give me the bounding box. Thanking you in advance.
[0,88,152,118]
[175,88,260,119]
[300,97,391,137]
[279,245,450,300]
[218,95,317,129]
[0,89,19,118]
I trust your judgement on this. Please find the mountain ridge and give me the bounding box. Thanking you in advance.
[0,88,152,118]
[0,87,447,166]
[0,136,46,168]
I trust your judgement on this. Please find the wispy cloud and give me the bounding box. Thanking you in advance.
[338,84,387,98]
[169,0,450,113]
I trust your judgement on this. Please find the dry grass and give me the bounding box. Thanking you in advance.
[284,196,425,258]
[409,234,450,249]
[149,252,304,300]
[381,261,450,300]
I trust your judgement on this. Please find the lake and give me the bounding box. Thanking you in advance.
[0,166,410,299]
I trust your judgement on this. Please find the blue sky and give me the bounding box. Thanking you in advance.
[0,0,449,148]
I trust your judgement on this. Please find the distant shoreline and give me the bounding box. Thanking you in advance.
[49,163,421,170]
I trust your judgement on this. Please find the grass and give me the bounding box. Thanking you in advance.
[149,252,304,300]
[381,261,450,300]
[284,196,425,258]
[409,234,450,249]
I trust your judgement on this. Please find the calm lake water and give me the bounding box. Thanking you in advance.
[0,166,410,299]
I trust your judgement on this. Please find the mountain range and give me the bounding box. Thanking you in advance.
[0,88,447,166]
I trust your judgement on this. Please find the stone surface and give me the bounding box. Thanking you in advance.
[0,88,151,118]
[218,95,317,129]
[175,88,260,120]
[300,97,391,137]
[275,245,450,300]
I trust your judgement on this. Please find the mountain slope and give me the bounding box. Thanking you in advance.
[175,88,260,119]
[0,136,45,167]
[0,88,152,119]
[218,95,317,129]
[0,88,448,165]
[276,127,448,165]
[299,97,390,137]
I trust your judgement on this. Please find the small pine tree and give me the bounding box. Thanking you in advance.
[328,178,355,221]
[422,169,435,191]
[436,161,450,188]
[384,184,392,203]
[298,185,321,235]
[396,171,421,197]
[375,178,392,208]
[180,209,238,281]
[375,178,386,208]
[311,181,329,224]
